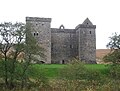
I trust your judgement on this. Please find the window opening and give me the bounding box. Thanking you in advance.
[36,32,39,36]
[90,31,91,34]
[70,45,73,48]
[51,43,53,50]
[59,25,65,29]
[33,32,36,36]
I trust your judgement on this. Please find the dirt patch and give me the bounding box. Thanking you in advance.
[96,49,111,64]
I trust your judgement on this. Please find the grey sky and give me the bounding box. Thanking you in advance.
[0,0,120,49]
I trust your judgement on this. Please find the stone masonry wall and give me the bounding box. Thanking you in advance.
[26,17,96,64]
[26,17,51,63]
[51,28,78,63]
[77,18,96,63]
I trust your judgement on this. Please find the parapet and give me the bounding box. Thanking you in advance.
[26,17,52,22]
[75,24,96,29]
[79,24,96,28]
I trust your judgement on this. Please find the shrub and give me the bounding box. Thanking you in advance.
[108,64,120,80]
[59,60,88,80]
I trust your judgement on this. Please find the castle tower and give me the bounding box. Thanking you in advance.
[26,17,51,63]
[78,18,96,63]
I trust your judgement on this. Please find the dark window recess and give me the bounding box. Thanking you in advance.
[87,23,88,24]
[90,31,91,34]
[34,33,36,36]
[70,45,73,48]
[36,32,39,36]
[42,23,44,26]
[51,43,53,50]
[33,32,39,36]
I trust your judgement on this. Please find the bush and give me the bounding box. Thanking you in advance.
[0,61,49,90]
[59,60,107,90]
[59,60,88,80]
[108,64,120,80]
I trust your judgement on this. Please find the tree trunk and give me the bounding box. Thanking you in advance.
[4,53,8,87]
[21,54,31,88]
[9,51,18,89]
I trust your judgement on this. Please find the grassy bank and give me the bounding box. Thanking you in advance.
[33,64,108,78]
[0,63,120,91]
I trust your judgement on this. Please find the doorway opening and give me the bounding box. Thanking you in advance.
[62,60,65,64]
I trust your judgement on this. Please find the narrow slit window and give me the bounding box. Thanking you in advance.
[36,32,39,36]
[34,32,36,36]
[51,43,53,50]
[90,31,91,34]
[70,45,73,48]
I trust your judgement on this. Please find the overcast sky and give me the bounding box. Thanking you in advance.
[0,0,120,49]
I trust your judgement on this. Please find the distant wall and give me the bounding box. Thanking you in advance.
[51,28,78,63]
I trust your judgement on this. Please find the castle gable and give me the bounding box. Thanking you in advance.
[82,18,93,25]
[75,18,96,29]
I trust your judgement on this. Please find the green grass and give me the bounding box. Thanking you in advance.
[32,64,109,78]
[32,64,66,78]
[85,64,109,74]
[85,64,107,69]
[34,64,66,68]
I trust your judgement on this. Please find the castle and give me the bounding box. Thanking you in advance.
[26,17,96,64]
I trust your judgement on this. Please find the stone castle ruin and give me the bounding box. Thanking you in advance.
[26,17,96,64]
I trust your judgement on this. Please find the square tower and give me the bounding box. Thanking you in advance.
[26,17,51,63]
[77,18,96,63]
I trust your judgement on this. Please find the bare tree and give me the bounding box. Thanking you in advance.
[0,22,25,88]
[0,22,45,89]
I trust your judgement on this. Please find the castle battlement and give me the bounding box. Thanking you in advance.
[75,24,96,29]
[51,28,76,33]
[26,17,51,22]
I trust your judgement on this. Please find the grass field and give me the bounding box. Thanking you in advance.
[33,64,109,78]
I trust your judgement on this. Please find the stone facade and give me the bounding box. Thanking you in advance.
[26,17,51,63]
[26,17,96,64]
